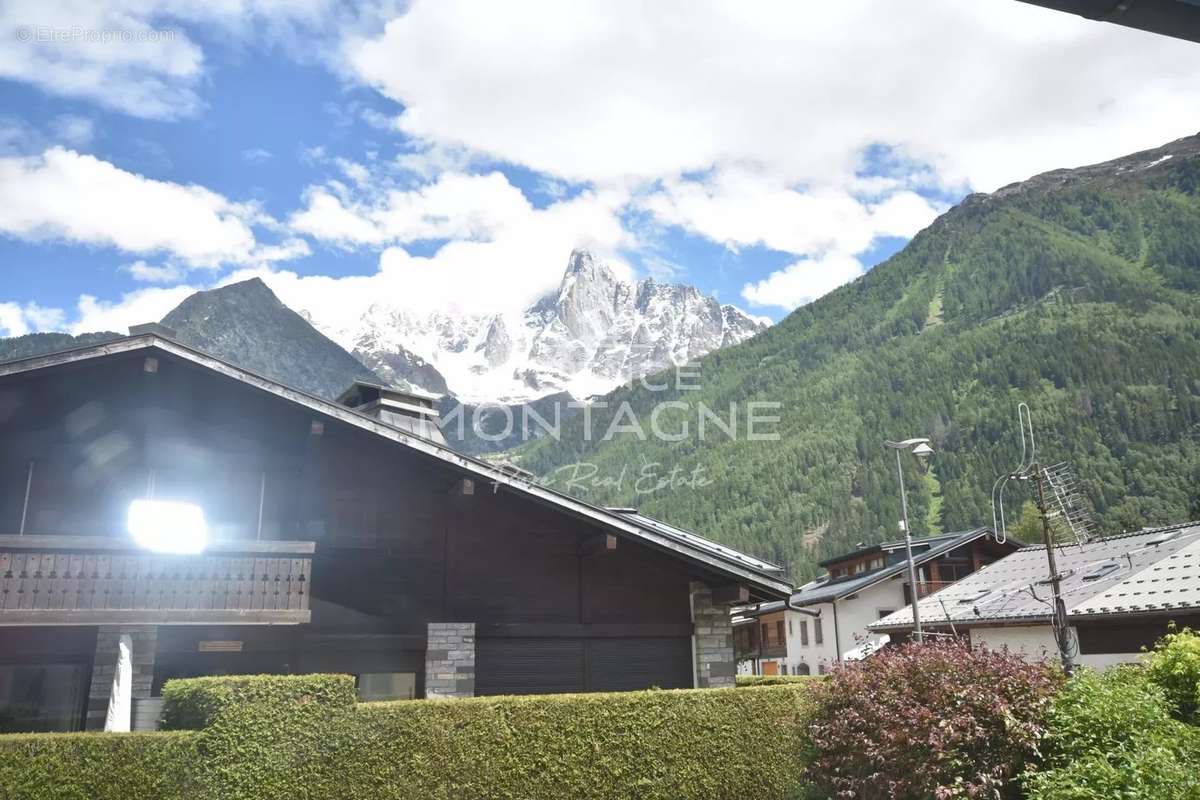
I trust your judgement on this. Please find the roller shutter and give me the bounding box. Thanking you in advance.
[475,636,692,696]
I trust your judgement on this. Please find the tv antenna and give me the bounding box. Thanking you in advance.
[990,403,1093,675]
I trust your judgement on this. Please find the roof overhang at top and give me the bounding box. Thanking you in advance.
[1016,0,1200,44]
[0,334,791,599]
[791,528,995,607]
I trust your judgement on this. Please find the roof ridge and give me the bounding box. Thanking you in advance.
[1016,520,1200,551]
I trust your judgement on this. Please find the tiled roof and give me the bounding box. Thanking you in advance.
[870,522,1200,631]
[1073,536,1200,616]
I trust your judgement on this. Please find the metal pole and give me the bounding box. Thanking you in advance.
[256,471,266,540]
[18,460,34,535]
[1034,464,1075,675]
[897,448,923,642]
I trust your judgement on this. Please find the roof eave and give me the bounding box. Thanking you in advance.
[0,335,791,599]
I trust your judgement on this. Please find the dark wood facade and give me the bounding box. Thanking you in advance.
[0,340,786,730]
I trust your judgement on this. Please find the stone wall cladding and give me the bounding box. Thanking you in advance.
[424,622,475,698]
[85,625,157,731]
[691,582,736,689]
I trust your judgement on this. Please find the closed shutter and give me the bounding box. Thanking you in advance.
[586,637,692,692]
[475,638,584,696]
[476,637,692,696]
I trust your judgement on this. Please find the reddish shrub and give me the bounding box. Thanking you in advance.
[804,639,1063,800]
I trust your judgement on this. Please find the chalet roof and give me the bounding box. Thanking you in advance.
[789,528,995,607]
[817,531,972,568]
[0,333,791,599]
[869,522,1200,632]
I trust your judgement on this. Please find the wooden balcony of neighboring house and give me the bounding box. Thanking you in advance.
[759,642,788,659]
[912,581,957,600]
[0,535,314,626]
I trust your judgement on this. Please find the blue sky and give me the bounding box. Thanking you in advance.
[1,0,1198,337]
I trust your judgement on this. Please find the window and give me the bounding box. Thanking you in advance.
[0,663,88,732]
[818,664,828,675]
[788,618,793,636]
[1082,561,1120,581]
[781,664,789,675]
[775,620,785,645]
[800,620,809,646]
[761,623,770,645]
[877,609,895,619]
[797,662,811,676]
[853,562,866,574]
[869,557,884,570]
[814,617,824,644]
[940,561,972,582]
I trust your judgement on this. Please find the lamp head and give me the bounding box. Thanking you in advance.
[912,442,935,459]
[128,499,208,554]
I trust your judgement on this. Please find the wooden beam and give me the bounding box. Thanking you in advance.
[476,623,694,639]
[580,533,618,557]
[0,609,311,626]
[0,535,315,555]
[710,584,751,605]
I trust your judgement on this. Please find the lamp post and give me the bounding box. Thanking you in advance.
[884,437,934,643]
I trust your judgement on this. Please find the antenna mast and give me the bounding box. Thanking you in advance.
[992,403,1089,675]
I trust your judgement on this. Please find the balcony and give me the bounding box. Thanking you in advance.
[0,535,313,626]
[904,581,958,603]
[760,642,787,659]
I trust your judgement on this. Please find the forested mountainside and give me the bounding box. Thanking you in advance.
[515,134,1200,582]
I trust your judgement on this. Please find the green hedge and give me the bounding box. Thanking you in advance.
[0,731,200,800]
[339,687,811,800]
[735,675,822,687]
[1,675,813,800]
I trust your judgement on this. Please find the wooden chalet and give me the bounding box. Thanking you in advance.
[0,329,789,732]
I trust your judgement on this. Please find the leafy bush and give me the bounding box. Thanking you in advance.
[736,675,822,687]
[1022,667,1200,800]
[1144,624,1200,723]
[804,640,1062,799]
[0,731,200,800]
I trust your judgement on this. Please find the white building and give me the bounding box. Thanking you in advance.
[870,522,1200,669]
[734,529,1019,675]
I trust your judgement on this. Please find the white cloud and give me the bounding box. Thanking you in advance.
[0,0,391,120]
[281,176,632,319]
[49,114,94,147]
[292,170,565,247]
[241,147,273,163]
[644,170,943,258]
[350,0,1200,193]
[341,0,1200,309]
[289,187,387,245]
[0,301,65,336]
[0,148,304,269]
[741,251,866,310]
[122,260,188,283]
[72,284,196,334]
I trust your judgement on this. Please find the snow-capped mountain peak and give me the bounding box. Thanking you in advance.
[309,249,767,404]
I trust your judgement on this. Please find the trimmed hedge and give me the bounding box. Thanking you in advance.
[1,674,813,800]
[735,675,822,687]
[339,687,810,800]
[0,731,200,800]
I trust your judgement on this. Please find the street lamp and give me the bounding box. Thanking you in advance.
[884,437,934,643]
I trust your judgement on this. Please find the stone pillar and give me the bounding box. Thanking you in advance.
[424,622,475,698]
[86,625,156,731]
[691,582,735,689]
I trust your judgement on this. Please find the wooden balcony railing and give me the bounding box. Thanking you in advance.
[0,535,313,625]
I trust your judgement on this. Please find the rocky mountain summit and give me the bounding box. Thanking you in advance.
[316,250,767,404]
